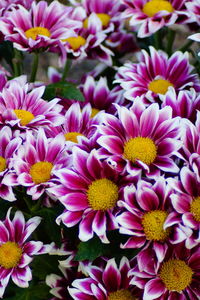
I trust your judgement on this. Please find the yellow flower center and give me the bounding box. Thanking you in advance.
[91,108,100,118]
[14,109,35,126]
[123,137,157,165]
[25,26,51,40]
[83,13,111,28]
[63,36,86,50]
[30,161,53,184]
[143,0,174,17]
[142,210,170,241]
[108,290,134,300]
[0,242,22,269]
[64,132,85,143]
[190,196,200,222]
[87,178,118,211]
[148,79,174,94]
[160,259,193,292]
[0,156,6,172]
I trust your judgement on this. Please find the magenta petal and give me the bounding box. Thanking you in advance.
[97,135,124,154]
[102,258,121,292]
[79,212,94,241]
[143,278,165,300]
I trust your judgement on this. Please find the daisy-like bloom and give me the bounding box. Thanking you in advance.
[49,147,135,243]
[115,47,200,105]
[0,126,22,201]
[61,5,114,65]
[69,0,123,33]
[116,178,184,266]
[167,166,200,249]
[161,88,200,122]
[79,76,122,115]
[122,0,190,37]
[105,30,139,57]
[130,243,200,300]
[9,129,70,200]
[0,1,81,55]
[69,257,136,299]
[97,101,181,178]
[180,111,200,180]
[0,0,33,14]
[0,208,50,298]
[46,250,82,300]
[45,102,102,152]
[186,0,200,26]
[0,76,64,131]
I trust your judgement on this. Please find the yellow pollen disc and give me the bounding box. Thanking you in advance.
[160,259,193,292]
[64,132,85,143]
[148,79,174,94]
[91,108,100,118]
[87,178,118,211]
[25,26,51,40]
[30,161,53,184]
[123,137,157,165]
[63,36,86,50]
[0,156,6,172]
[142,0,174,17]
[108,289,134,300]
[14,109,34,126]
[190,196,200,222]
[0,242,22,269]
[142,210,170,241]
[83,13,111,28]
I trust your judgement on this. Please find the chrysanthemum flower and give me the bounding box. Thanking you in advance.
[97,101,181,177]
[69,0,123,33]
[122,0,191,37]
[0,1,81,55]
[179,111,200,182]
[62,6,114,65]
[0,76,64,130]
[0,208,50,298]
[69,257,136,300]
[130,244,200,300]
[45,102,101,152]
[46,251,81,300]
[9,129,70,200]
[0,126,22,201]
[186,0,200,26]
[49,148,133,243]
[115,47,200,104]
[0,0,33,14]
[161,88,200,122]
[116,178,184,264]
[167,166,200,249]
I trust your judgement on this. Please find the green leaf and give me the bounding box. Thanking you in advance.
[31,254,61,280]
[5,282,50,300]
[75,236,105,261]
[43,82,85,102]
[75,231,141,262]
[36,206,63,245]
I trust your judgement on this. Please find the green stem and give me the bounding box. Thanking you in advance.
[166,29,176,56]
[30,53,39,82]
[153,30,162,50]
[61,59,72,82]
[178,40,194,52]
[12,49,22,77]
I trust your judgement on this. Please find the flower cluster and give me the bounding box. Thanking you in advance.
[0,0,200,299]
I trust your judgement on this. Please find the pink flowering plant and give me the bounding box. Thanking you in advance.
[0,0,200,299]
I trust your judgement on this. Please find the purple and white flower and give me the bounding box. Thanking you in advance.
[115,47,200,105]
[0,208,50,298]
